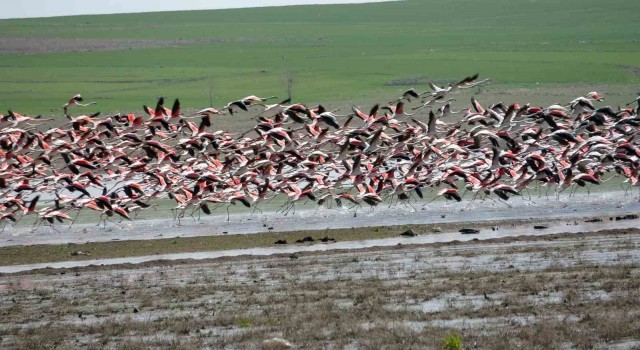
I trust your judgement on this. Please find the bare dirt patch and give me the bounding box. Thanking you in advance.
[0,37,260,54]
[619,64,640,79]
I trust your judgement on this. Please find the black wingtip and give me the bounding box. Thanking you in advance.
[172,98,180,116]
[280,97,291,105]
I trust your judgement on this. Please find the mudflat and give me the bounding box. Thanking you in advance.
[0,228,638,349]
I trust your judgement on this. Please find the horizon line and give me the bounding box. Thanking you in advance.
[0,0,398,20]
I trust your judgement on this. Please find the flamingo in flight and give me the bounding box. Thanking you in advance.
[63,94,96,115]
[1,73,638,231]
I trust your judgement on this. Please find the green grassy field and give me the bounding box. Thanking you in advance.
[0,0,639,122]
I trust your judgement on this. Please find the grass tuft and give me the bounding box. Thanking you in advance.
[442,332,463,350]
[236,318,253,328]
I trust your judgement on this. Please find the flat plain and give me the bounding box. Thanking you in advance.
[0,0,639,130]
[1,1,640,348]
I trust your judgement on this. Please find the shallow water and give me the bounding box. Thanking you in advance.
[2,189,640,273]
[2,190,639,248]
[2,215,639,273]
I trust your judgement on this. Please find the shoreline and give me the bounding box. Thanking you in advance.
[1,213,638,272]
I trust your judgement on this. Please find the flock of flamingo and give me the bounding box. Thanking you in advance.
[1,74,640,230]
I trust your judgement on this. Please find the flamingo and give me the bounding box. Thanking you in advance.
[1,72,637,231]
[63,94,96,115]
[568,92,603,114]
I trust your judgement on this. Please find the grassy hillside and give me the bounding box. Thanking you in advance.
[0,0,639,119]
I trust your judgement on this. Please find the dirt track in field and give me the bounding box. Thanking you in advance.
[0,37,261,54]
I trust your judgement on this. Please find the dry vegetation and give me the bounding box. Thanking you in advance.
[1,229,639,349]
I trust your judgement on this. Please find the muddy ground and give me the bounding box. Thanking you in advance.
[0,229,639,349]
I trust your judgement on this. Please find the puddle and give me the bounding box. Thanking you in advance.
[604,339,640,350]
[361,314,584,333]
[383,289,614,314]
[385,293,496,313]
